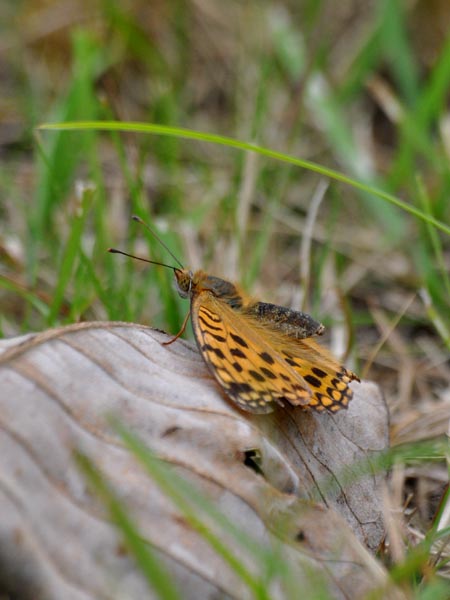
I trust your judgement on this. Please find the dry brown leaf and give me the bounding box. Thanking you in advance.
[0,322,401,599]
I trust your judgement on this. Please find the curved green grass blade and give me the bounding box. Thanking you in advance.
[38,121,450,236]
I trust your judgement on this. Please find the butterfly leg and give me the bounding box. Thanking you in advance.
[162,310,191,346]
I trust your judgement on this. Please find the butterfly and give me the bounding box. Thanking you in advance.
[109,217,359,415]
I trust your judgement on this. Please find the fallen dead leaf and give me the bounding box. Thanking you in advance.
[0,322,402,599]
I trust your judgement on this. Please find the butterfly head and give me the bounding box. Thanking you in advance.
[174,268,194,298]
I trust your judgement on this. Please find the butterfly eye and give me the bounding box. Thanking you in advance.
[175,280,188,298]
[174,269,192,298]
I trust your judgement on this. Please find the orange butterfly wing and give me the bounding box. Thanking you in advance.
[275,337,358,412]
[190,290,358,414]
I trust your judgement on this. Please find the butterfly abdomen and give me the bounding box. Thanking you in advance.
[244,302,325,339]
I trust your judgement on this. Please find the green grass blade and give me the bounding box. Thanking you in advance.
[76,452,181,600]
[378,0,419,104]
[47,188,92,325]
[114,423,274,599]
[0,275,50,319]
[416,177,450,301]
[32,33,101,238]
[38,121,450,236]
[389,31,450,187]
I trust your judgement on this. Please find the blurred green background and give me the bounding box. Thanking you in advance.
[1,0,450,591]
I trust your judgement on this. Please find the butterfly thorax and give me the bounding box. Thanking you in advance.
[174,269,244,309]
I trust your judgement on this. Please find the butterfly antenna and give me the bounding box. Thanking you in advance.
[108,248,178,271]
[131,215,184,269]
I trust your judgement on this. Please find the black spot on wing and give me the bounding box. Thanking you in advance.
[208,332,226,343]
[230,347,246,358]
[249,370,265,382]
[201,344,225,359]
[198,306,222,323]
[229,332,249,348]
[260,367,276,380]
[259,351,275,365]
[311,367,327,378]
[303,374,321,388]
[213,347,225,359]
[198,314,223,331]
[285,357,298,367]
[228,382,252,395]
